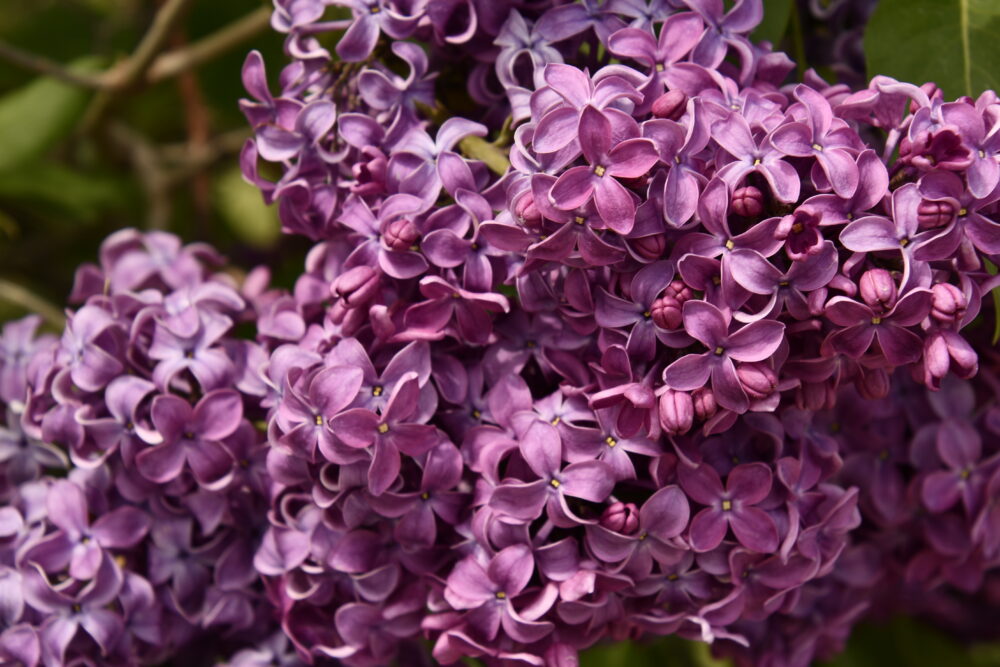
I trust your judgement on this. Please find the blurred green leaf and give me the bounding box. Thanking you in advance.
[215,165,280,248]
[0,58,101,170]
[865,0,1000,99]
[821,617,1000,667]
[986,259,1000,344]
[751,0,793,46]
[0,160,125,222]
[580,636,730,667]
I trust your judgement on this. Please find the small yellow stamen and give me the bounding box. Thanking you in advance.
[725,239,735,250]
[526,340,537,348]
[373,385,383,397]
[791,223,804,234]
[378,423,389,434]
[551,416,561,425]
[421,492,430,500]
[594,165,606,177]
[959,208,968,217]
[753,158,761,166]
[667,574,679,581]
[574,216,586,225]
[452,292,461,299]
[714,346,725,356]
[846,212,854,220]
[643,310,652,319]
[605,436,617,447]
[655,63,665,72]
[900,237,909,247]
[871,316,882,325]
[314,415,323,426]
[370,5,381,13]
[638,532,647,541]
[721,500,733,511]
[472,409,482,419]
[550,479,561,488]
[811,143,823,152]
[496,591,506,599]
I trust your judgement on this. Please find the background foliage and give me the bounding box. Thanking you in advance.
[0,0,998,664]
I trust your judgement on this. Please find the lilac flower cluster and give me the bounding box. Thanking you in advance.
[0,232,298,665]
[226,0,1000,663]
[3,0,1000,665]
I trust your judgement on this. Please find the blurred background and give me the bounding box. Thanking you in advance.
[0,0,309,327]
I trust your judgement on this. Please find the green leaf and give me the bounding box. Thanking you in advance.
[986,259,1000,344]
[214,166,280,248]
[0,160,125,222]
[0,58,100,170]
[751,0,793,46]
[865,0,1000,99]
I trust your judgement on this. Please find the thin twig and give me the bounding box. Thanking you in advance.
[148,6,272,83]
[0,40,110,89]
[79,0,196,134]
[0,279,66,329]
[107,123,172,230]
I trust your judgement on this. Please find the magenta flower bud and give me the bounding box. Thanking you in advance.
[333,265,380,308]
[731,185,764,217]
[663,279,693,303]
[930,282,967,327]
[514,193,542,229]
[856,367,890,400]
[651,90,687,120]
[383,218,421,251]
[859,269,898,311]
[658,388,693,435]
[917,199,955,229]
[692,387,717,422]
[650,295,683,330]
[631,234,667,260]
[600,501,640,534]
[735,362,778,401]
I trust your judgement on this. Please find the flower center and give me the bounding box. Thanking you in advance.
[605,436,617,447]
[495,591,506,599]
[372,385,383,397]
[721,499,732,511]
[811,143,823,151]
[378,423,389,434]
[725,239,735,250]
[574,216,586,225]
[714,346,725,356]
[314,415,323,426]
[871,316,882,325]
[550,479,561,488]
[593,165,606,177]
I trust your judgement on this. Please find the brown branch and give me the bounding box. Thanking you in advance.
[0,41,111,89]
[147,6,272,83]
[107,123,172,230]
[79,0,196,134]
[0,279,66,329]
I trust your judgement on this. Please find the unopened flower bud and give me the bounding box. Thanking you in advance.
[514,193,542,229]
[736,362,778,401]
[651,90,687,120]
[333,266,380,308]
[917,199,955,229]
[600,501,640,534]
[732,186,764,217]
[383,218,420,252]
[856,367,890,400]
[659,388,693,435]
[650,295,683,330]
[859,269,897,311]
[631,234,667,260]
[930,282,966,327]
[692,387,717,421]
[663,280,693,303]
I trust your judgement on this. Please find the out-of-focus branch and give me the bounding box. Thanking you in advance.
[148,6,272,83]
[0,279,65,328]
[108,123,172,230]
[79,0,196,134]
[0,41,111,89]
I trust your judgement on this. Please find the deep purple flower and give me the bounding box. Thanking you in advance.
[663,300,785,413]
[549,106,659,233]
[679,461,779,553]
[823,286,932,366]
